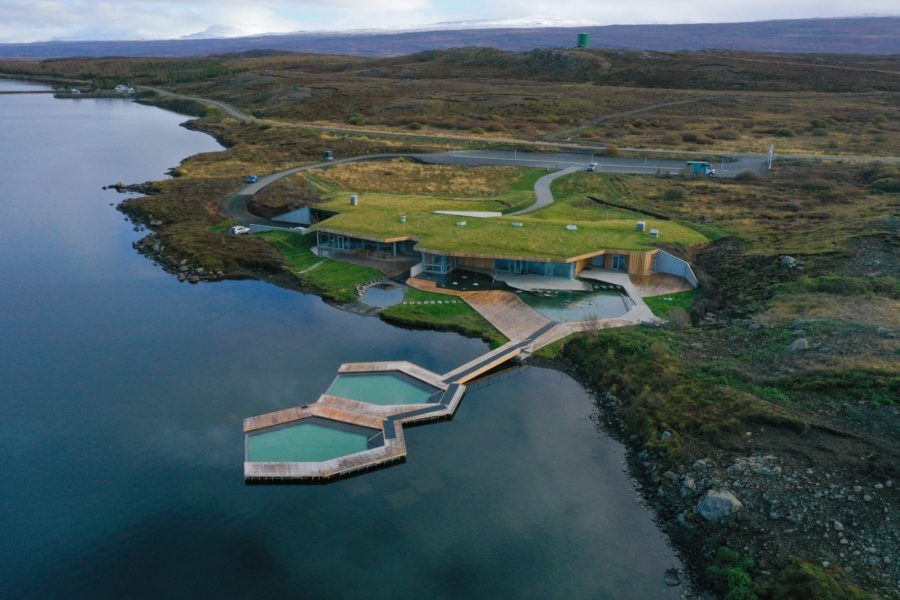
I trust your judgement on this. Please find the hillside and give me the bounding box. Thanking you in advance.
[21,43,896,598]
[4,47,897,158]
[0,17,897,59]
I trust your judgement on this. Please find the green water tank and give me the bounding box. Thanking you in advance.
[577,33,589,48]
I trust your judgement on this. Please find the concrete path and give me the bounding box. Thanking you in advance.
[508,166,580,216]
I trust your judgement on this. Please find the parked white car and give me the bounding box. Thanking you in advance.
[229,225,251,235]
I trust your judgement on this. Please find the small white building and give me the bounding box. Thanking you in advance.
[114,84,135,94]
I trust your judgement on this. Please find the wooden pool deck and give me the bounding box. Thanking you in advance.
[407,277,551,342]
[244,423,408,481]
[244,362,471,482]
[245,272,669,482]
[337,360,448,390]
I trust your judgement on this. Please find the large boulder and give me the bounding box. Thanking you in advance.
[780,255,798,268]
[789,338,810,352]
[696,489,743,521]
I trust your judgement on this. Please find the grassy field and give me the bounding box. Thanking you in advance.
[644,289,699,317]
[307,159,529,196]
[381,288,506,347]
[5,49,897,156]
[550,165,900,256]
[207,220,234,234]
[256,230,382,303]
[568,91,900,156]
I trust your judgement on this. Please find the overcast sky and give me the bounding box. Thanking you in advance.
[0,0,895,44]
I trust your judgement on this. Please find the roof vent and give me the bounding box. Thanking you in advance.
[649,228,660,238]
[566,224,578,231]
[399,214,407,223]
[636,221,646,232]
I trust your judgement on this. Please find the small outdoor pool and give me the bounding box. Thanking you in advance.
[521,289,629,322]
[327,371,439,405]
[362,283,405,308]
[246,418,377,463]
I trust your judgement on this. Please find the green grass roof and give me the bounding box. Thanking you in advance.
[315,192,707,260]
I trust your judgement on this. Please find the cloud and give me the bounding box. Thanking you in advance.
[0,0,895,43]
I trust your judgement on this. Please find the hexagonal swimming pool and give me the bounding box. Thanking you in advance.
[326,371,439,406]
[246,417,380,463]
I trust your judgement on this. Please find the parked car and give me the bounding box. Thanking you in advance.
[586,162,599,172]
[229,225,251,235]
[245,175,259,184]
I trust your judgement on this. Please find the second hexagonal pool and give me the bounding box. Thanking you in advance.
[326,371,439,406]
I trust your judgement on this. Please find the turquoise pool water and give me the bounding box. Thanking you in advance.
[520,289,629,322]
[362,283,405,308]
[246,418,375,462]
[327,372,438,405]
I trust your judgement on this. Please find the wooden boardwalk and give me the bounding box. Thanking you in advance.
[245,425,408,481]
[442,340,529,384]
[245,272,673,482]
[337,360,448,390]
[244,362,469,482]
[407,277,550,342]
[243,402,384,433]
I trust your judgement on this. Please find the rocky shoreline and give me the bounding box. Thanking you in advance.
[532,347,899,598]
[129,230,225,284]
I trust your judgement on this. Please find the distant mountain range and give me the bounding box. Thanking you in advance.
[1,17,897,58]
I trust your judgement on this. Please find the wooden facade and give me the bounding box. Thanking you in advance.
[458,256,495,270]
[315,225,660,277]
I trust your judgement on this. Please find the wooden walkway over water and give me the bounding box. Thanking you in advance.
[244,361,472,482]
[245,271,670,482]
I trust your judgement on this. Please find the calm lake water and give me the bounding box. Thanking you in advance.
[0,79,683,598]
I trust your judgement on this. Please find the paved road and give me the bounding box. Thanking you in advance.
[142,86,899,164]
[142,86,252,122]
[422,150,766,176]
[221,149,768,225]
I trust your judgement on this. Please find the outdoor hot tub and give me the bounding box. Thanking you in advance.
[326,371,440,406]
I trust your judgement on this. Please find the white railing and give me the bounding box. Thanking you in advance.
[653,250,699,288]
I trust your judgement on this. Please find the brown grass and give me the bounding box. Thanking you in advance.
[573,93,900,156]
[759,293,900,328]
[592,163,900,255]
[307,159,523,196]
